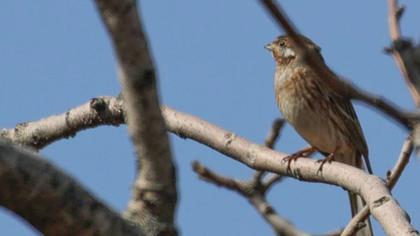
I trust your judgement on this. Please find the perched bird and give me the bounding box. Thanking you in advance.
[265,34,373,236]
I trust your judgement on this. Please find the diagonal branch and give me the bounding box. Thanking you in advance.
[94,1,177,235]
[341,135,414,236]
[387,0,420,106]
[264,118,285,149]
[192,161,309,236]
[162,107,416,236]
[192,118,306,236]
[386,0,420,153]
[0,139,143,236]
[254,118,285,188]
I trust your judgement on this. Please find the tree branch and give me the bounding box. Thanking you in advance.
[162,106,416,235]
[192,118,306,236]
[341,135,414,236]
[94,0,177,235]
[264,118,284,149]
[0,97,124,150]
[0,139,143,236]
[388,0,403,41]
[387,0,420,106]
[1,98,417,235]
[386,0,420,153]
[192,161,309,236]
[254,118,285,189]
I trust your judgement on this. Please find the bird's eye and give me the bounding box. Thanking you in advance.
[279,42,286,47]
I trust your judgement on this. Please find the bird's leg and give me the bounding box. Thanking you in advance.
[316,153,335,172]
[316,145,340,172]
[282,146,317,171]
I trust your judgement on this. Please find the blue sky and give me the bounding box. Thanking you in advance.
[1,1,420,235]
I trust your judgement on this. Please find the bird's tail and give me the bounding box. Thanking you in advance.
[346,152,373,236]
[347,191,373,236]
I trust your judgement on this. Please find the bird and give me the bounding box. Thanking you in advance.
[265,34,373,236]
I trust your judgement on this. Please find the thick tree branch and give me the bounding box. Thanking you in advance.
[259,0,418,130]
[94,1,177,235]
[0,97,124,149]
[162,106,416,236]
[0,139,143,236]
[1,98,417,235]
[342,135,414,236]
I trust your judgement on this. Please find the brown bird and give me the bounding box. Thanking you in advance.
[265,35,373,236]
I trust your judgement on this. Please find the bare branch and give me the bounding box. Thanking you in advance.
[192,161,309,236]
[387,0,420,152]
[388,0,403,41]
[258,118,285,192]
[263,174,284,193]
[0,139,143,236]
[1,96,124,149]
[342,135,414,236]
[264,118,285,149]
[193,118,299,235]
[387,135,414,189]
[259,0,417,129]
[1,98,416,234]
[192,161,251,194]
[94,0,177,235]
[162,106,416,235]
[387,0,420,106]
[254,118,285,187]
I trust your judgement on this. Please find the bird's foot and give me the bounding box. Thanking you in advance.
[282,146,317,171]
[316,152,335,172]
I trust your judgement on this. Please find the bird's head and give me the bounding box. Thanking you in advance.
[265,34,321,66]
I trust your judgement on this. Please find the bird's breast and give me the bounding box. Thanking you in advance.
[274,68,342,154]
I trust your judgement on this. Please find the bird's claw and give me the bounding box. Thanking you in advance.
[282,147,317,172]
[316,153,335,172]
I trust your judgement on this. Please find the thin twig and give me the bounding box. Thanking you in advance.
[193,118,302,235]
[193,118,307,235]
[192,161,309,236]
[192,161,247,194]
[341,135,414,236]
[263,174,284,193]
[387,0,420,106]
[254,118,285,187]
[389,0,402,41]
[387,135,414,189]
[264,118,285,149]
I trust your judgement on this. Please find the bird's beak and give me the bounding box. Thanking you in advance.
[264,43,274,51]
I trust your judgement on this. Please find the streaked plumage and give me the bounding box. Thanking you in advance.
[266,35,372,236]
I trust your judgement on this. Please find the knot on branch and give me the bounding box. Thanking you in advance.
[224,132,236,147]
[384,38,413,54]
[90,97,107,112]
[395,4,405,21]
[134,180,177,206]
[372,196,391,209]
